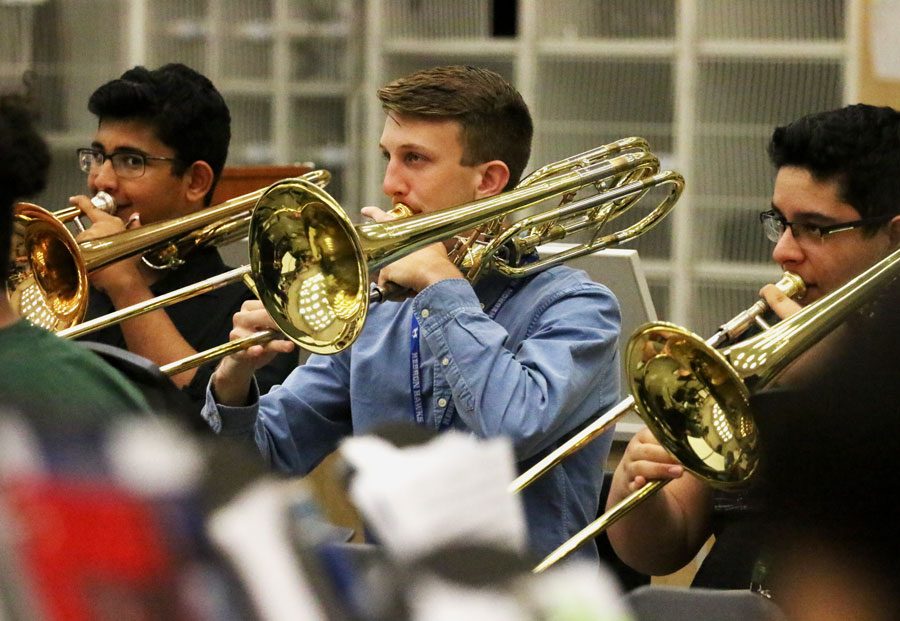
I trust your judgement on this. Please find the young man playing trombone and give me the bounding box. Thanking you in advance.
[203,65,624,563]
[606,103,900,590]
[68,63,295,408]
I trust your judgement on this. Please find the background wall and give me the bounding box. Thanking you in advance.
[858,0,900,107]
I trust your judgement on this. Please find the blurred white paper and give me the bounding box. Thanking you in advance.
[870,0,900,80]
[341,432,527,561]
[207,480,329,621]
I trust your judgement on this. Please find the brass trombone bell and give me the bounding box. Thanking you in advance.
[509,272,805,496]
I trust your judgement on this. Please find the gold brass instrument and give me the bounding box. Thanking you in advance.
[139,138,683,374]
[370,137,663,300]
[532,246,899,572]
[6,170,330,331]
[443,137,659,283]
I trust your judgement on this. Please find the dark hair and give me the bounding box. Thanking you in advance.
[1,93,51,280]
[377,65,533,191]
[767,104,900,232]
[88,63,231,205]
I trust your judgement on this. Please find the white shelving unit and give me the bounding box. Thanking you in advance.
[142,0,363,207]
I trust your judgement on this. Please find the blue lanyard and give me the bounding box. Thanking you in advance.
[409,280,520,428]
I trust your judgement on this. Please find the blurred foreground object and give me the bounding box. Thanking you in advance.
[757,280,900,620]
[0,412,264,621]
[334,426,635,621]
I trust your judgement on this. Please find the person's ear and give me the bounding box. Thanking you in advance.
[183,161,215,205]
[887,213,900,248]
[474,160,510,199]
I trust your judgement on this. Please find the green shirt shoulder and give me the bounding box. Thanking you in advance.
[0,321,152,424]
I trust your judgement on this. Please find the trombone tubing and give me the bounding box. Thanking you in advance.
[56,265,252,340]
[354,150,662,274]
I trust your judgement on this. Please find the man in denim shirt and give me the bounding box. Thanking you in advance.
[202,66,622,562]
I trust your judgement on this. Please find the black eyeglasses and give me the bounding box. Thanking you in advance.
[77,147,178,179]
[758,209,894,244]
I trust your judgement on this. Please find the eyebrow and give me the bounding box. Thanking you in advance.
[90,141,146,155]
[380,142,436,157]
[768,203,840,224]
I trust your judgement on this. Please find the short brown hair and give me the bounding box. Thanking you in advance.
[377,65,533,191]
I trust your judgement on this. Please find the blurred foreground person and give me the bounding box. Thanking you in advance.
[1,92,151,422]
[758,279,900,620]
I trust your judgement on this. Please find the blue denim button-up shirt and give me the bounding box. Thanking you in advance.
[204,264,621,562]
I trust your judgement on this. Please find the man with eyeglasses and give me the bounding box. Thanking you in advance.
[69,63,296,413]
[604,103,900,593]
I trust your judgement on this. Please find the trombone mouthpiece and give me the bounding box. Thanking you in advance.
[775,271,806,301]
[386,203,414,218]
[91,191,116,215]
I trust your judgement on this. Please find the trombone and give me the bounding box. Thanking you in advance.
[54,138,683,375]
[6,170,331,331]
[531,245,900,572]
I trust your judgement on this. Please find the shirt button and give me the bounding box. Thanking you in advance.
[437,398,448,408]
[421,309,430,318]
[441,357,450,366]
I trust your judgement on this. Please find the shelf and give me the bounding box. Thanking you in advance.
[537,39,676,59]
[538,120,673,137]
[695,123,775,137]
[694,262,780,283]
[281,20,352,39]
[161,18,210,40]
[698,39,847,59]
[217,78,273,93]
[639,260,779,284]
[382,38,518,58]
[287,83,351,98]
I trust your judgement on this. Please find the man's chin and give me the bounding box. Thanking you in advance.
[799,286,822,306]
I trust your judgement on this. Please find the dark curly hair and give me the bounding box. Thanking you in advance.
[88,63,231,205]
[768,104,900,231]
[377,65,533,191]
[1,93,51,280]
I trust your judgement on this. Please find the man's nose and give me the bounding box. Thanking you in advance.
[90,159,118,193]
[382,160,406,198]
[771,227,804,266]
